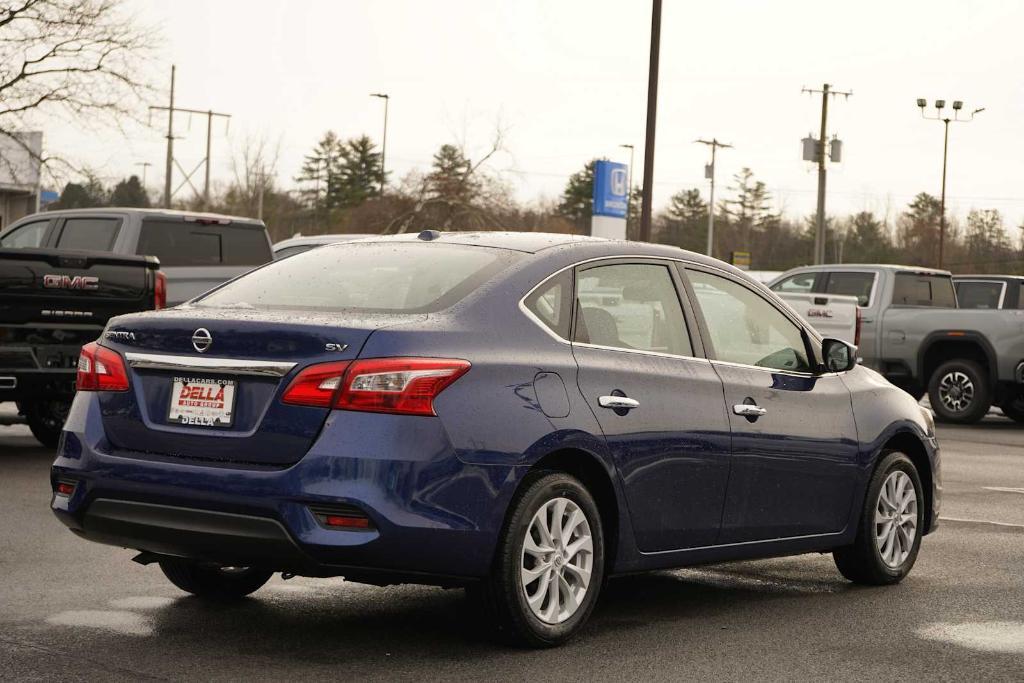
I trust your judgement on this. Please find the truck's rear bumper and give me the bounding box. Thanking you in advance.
[0,370,75,402]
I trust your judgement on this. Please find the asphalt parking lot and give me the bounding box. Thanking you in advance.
[2,406,1023,681]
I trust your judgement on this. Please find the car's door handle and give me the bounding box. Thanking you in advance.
[733,404,767,418]
[599,395,640,410]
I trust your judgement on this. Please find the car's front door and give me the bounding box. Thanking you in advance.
[571,260,731,552]
[683,266,860,545]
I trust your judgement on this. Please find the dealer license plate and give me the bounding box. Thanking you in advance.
[167,377,236,427]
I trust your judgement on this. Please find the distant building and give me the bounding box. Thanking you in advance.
[0,131,42,229]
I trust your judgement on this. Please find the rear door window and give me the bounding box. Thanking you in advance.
[955,281,1005,309]
[0,219,49,248]
[573,263,692,356]
[54,217,121,251]
[892,273,956,307]
[137,220,271,266]
[823,271,875,306]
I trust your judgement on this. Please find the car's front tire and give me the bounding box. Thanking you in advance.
[834,451,924,585]
[159,558,273,600]
[928,359,991,424]
[471,472,604,647]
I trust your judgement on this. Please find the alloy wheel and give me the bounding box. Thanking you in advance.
[938,371,975,412]
[520,497,594,624]
[874,470,918,568]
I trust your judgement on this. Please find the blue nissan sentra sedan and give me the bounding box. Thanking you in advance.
[52,231,940,646]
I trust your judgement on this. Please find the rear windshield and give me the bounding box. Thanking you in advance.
[137,219,271,267]
[195,242,516,313]
[955,281,1004,309]
[892,272,956,307]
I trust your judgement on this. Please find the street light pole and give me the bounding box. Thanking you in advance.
[619,143,634,231]
[695,138,732,257]
[917,98,984,268]
[371,93,389,196]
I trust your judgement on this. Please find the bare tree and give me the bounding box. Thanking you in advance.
[0,0,153,179]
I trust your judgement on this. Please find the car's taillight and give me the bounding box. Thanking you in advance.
[281,357,470,416]
[154,271,167,310]
[76,342,130,392]
[281,361,350,407]
[854,306,862,347]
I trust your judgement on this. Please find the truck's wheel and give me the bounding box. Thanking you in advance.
[928,359,991,424]
[24,400,70,449]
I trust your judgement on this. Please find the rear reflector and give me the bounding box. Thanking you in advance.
[55,481,76,496]
[282,357,470,416]
[76,342,129,392]
[309,504,373,530]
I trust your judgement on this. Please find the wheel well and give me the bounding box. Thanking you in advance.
[529,449,620,572]
[882,432,934,533]
[921,339,990,388]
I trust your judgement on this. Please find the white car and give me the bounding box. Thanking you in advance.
[272,233,376,259]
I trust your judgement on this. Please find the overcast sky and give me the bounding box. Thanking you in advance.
[44,0,1024,228]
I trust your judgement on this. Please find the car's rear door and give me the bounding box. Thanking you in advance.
[682,265,860,544]
[570,259,731,552]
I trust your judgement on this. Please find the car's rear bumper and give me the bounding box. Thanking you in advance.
[51,393,518,584]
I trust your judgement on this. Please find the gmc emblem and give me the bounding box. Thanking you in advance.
[43,274,99,290]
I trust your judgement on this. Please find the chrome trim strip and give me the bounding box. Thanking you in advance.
[573,341,711,363]
[124,352,297,378]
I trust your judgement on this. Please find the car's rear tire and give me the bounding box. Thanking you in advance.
[928,359,991,424]
[470,472,604,647]
[834,451,924,585]
[159,558,273,600]
[24,399,70,449]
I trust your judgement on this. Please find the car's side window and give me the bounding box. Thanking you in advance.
[770,271,816,294]
[0,220,49,248]
[55,217,121,251]
[524,269,573,339]
[573,263,692,356]
[688,269,812,372]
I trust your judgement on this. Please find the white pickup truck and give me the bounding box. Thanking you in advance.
[774,292,860,347]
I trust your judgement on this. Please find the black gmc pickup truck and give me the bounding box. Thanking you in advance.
[0,247,163,446]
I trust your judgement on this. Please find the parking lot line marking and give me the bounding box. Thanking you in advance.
[943,516,1024,530]
[981,486,1024,495]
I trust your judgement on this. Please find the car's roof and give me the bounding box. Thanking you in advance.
[29,207,264,224]
[273,233,376,249]
[779,263,951,276]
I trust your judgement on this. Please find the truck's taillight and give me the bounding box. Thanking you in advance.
[282,358,470,416]
[854,306,862,347]
[76,342,129,392]
[154,271,167,310]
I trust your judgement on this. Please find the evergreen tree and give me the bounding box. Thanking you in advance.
[295,131,343,210]
[557,159,597,231]
[335,135,384,207]
[722,167,774,249]
[897,193,942,266]
[426,144,478,204]
[660,188,707,250]
[52,174,107,209]
[844,211,892,262]
[109,175,150,207]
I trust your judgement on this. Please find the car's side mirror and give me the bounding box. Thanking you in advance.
[821,337,857,373]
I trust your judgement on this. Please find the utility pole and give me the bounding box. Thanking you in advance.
[695,138,732,257]
[802,83,851,264]
[917,98,984,268]
[162,65,175,208]
[619,143,635,230]
[370,93,390,195]
[150,67,231,210]
[639,0,662,242]
[256,167,265,221]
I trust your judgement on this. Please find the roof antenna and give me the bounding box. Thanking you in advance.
[418,229,441,241]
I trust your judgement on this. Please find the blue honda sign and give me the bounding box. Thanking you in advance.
[592,160,628,218]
